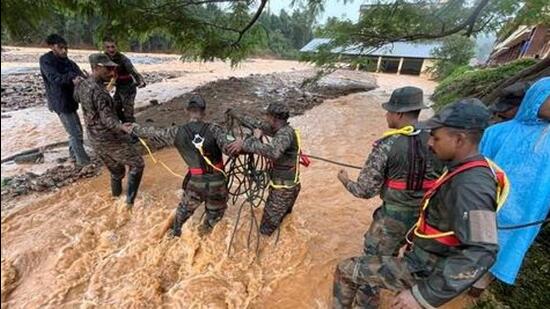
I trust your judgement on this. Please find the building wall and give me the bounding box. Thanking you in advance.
[420,59,436,79]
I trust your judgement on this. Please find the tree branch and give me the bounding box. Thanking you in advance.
[231,0,268,46]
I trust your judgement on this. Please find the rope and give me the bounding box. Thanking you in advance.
[305,154,362,170]
[138,136,185,179]
[498,218,550,230]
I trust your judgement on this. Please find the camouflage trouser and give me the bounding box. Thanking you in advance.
[93,141,145,180]
[333,255,416,309]
[261,183,301,235]
[363,203,419,256]
[114,84,137,123]
[172,174,229,235]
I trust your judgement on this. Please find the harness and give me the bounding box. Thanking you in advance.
[412,158,509,246]
[190,133,226,177]
[181,123,226,177]
[381,125,435,191]
[269,129,309,189]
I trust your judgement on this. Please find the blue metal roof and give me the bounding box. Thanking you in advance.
[300,38,441,59]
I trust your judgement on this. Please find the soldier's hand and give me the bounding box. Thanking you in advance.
[337,169,349,185]
[253,128,263,139]
[121,122,135,134]
[226,139,244,156]
[392,290,422,309]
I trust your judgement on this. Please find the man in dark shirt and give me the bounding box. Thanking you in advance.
[333,99,507,309]
[103,37,146,123]
[39,34,90,166]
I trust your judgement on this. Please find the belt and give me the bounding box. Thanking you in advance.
[385,179,438,191]
[189,162,224,175]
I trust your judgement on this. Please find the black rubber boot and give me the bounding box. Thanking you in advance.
[111,176,123,197]
[170,207,192,237]
[125,169,143,206]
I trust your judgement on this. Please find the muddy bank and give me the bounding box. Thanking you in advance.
[1,69,376,202]
[1,72,183,112]
[136,69,375,127]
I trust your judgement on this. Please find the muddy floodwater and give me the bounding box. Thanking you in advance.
[2,48,472,308]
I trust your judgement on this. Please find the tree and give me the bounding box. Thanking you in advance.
[429,35,475,80]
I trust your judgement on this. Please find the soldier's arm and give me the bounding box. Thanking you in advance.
[210,124,232,154]
[411,176,498,308]
[242,129,292,160]
[39,55,78,86]
[97,92,123,131]
[121,54,145,84]
[343,138,392,199]
[230,110,272,133]
[132,124,178,147]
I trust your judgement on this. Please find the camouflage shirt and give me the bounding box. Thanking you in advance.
[133,122,228,148]
[107,52,144,85]
[231,112,299,182]
[75,77,124,144]
[345,131,442,208]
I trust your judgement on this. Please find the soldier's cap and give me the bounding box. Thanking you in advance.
[419,98,490,130]
[264,102,290,119]
[187,94,206,110]
[88,53,118,67]
[489,81,530,113]
[382,86,427,113]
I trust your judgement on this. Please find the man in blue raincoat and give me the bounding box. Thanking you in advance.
[479,77,550,286]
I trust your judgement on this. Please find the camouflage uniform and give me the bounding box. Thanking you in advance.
[345,132,441,256]
[344,86,442,257]
[75,54,144,205]
[133,113,231,236]
[334,100,500,309]
[231,110,301,236]
[107,52,145,123]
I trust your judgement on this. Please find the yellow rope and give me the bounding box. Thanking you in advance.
[196,146,227,178]
[138,137,185,179]
[382,125,416,137]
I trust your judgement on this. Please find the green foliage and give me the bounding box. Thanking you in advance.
[429,35,475,80]
[308,0,548,66]
[432,59,537,109]
[1,1,313,62]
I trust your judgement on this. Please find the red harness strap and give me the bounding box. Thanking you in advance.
[117,75,133,81]
[385,179,438,191]
[189,162,224,175]
[416,160,492,247]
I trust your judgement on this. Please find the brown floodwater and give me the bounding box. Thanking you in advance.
[1,90,472,308]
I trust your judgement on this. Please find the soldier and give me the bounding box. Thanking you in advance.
[75,53,145,206]
[103,37,146,123]
[337,86,442,257]
[123,95,232,236]
[333,99,508,309]
[226,102,301,236]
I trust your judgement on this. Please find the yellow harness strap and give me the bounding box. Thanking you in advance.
[382,125,417,137]
[196,145,227,178]
[269,129,302,189]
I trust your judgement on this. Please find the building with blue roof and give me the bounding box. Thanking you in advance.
[300,38,442,76]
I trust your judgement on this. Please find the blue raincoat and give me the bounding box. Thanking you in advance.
[480,77,550,284]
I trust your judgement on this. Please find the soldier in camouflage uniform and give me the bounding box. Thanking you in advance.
[125,95,232,236]
[338,86,442,257]
[103,37,146,123]
[333,99,505,309]
[75,53,145,206]
[227,103,301,236]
